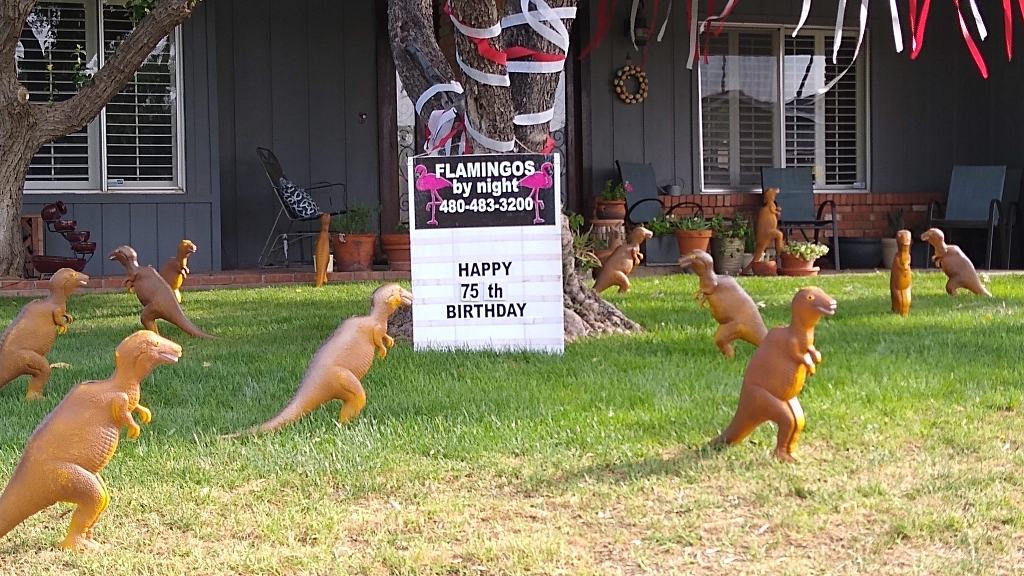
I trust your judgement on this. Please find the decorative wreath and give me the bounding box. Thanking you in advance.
[613,65,649,105]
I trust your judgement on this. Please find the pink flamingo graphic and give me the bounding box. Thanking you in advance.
[517,162,554,224]
[415,164,453,226]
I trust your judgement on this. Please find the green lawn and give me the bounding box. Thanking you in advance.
[1,272,1023,575]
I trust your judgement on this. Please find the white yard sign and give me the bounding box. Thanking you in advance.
[409,153,564,353]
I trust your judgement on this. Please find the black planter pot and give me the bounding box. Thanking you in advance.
[833,237,882,269]
[644,234,680,265]
[910,242,930,268]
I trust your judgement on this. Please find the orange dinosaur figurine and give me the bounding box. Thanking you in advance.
[593,226,653,294]
[743,187,785,275]
[159,239,197,304]
[679,250,767,358]
[0,330,182,551]
[109,245,214,339]
[314,213,331,288]
[227,284,413,436]
[0,268,88,400]
[890,229,913,316]
[711,287,837,462]
[920,228,992,297]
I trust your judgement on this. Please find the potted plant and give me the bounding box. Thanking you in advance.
[710,214,751,276]
[643,215,680,265]
[330,205,376,271]
[881,209,904,269]
[595,179,630,220]
[672,214,712,255]
[780,240,830,276]
[380,221,411,271]
[567,212,603,274]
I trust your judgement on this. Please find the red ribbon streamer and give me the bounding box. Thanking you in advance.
[910,0,931,59]
[541,134,556,155]
[953,0,989,77]
[505,46,566,62]
[1006,0,1014,60]
[578,0,617,59]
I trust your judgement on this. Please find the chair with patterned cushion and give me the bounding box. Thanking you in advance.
[256,147,347,267]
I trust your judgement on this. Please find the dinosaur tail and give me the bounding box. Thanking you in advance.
[167,306,214,340]
[223,381,335,438]
[0,469,53,541]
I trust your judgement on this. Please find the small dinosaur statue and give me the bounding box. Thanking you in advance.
[593,225,653,294]
[109,245,214,339]
[159,239,198,304]
[0,330,182,551]
[314,213,331,288]
[0,268,88,400]
[711,286,836,462]
[920,228,992,297]
[890,229,913,316]
[678,250,767,358]
[742,187,785,275]
[227,283,413,436]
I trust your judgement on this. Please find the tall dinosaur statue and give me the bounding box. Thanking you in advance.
[0,330,182,551]
[742,187,785,275]
[593,226,653,294]
[0,268,88,399]
[109,245,214,339]
[678,250,767,358]
[159,239,198,304]
[711,287,837,462]
[890,229,913,316]
[920,228,992,297]
[314,213,331,288]
[227,284,413,436]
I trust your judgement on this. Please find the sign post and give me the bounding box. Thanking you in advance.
[408,154,565,353]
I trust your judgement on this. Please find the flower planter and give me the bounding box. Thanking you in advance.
[380,233,411,271]
[779,252,819,276]
[750,259,777,276]
[674,229,712,255]
[880,237,898,269]
[595,199,626,220]
[331,233,376,272]
[710,237,745,276]
[644,234,679,265]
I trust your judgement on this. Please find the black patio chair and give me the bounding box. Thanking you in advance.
[617,161,666,226]
[256,147,347,267]
[760,167,840,270]
[927,165,1021,270]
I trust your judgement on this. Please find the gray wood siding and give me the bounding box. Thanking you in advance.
[582,0,996,196]
[216,0,380,269]
[21,3,220,276]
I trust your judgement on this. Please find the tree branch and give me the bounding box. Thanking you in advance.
[34,0,201,145]
[388,0,461,124]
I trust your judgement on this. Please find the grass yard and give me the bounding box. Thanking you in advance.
[1,271,1023,575]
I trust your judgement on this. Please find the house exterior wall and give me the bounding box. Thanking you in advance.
[23,3,220,277]
[214,0,380,270]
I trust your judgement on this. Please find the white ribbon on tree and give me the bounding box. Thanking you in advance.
[513,108,555,126]
[465,115,516,152]
[522,0,571,51]
[505,0,575,129]
[456,51,510,87]
[501,6,576,28]
[415,81,464,115]
[449,14,502,40]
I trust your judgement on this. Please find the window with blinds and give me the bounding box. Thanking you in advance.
[699,27,867,191]
[18,0,182,192]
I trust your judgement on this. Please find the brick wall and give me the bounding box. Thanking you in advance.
[659,192,946,239]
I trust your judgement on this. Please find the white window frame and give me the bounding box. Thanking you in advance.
[695,23,871,194]
[24,0,186,195]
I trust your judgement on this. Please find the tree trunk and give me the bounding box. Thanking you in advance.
[0,90,33,278]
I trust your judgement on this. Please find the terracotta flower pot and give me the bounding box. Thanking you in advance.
[595,199,627,220]
[779,252,819,276]
[750,259,777,276]
[674,229,712,255]
[331,233,376,272]
[380,233,411,271]
[880,237,898,269]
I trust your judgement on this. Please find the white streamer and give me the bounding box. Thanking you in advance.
[456,51,510,87]
[415,81,464,115]
[464,116,516,152]
[507,59,565,74]
[425,108,458,153]
[833,0,848,64]
[500,7,576,28]
[818,0,869,95]
[968,0,988,39]
[521,0,571,52]
[657,0,674,42]
[686,0,698,69]
[514,108,556,125]
[629,0,641,50]
[888,0,904,52]
[702,0,739,32]
[792,0,812,37]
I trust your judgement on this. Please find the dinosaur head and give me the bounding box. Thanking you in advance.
[896,229,912,247]
[791,286,837,328]
[109,245,140,269]
[678,249,714,275]
[372,283,414,314]
[628,225,653,244]
[177,240,198,258]
[763,187,780,205]
[114,330,183,379]
[920,227,945,246]
[49,267,89,296]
